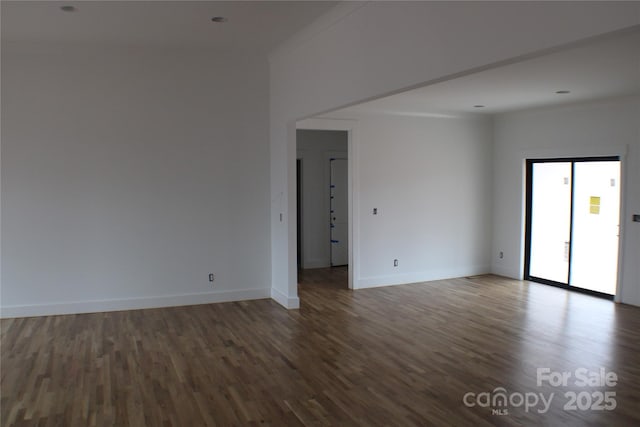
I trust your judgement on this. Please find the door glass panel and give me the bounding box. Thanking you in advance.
[570,161,620,294]
[529,162,572,283]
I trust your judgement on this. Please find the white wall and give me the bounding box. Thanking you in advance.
[1,43,271,317]
[296,130,347,269]
[269,1,640,307]
[324,112,493,288]
[492,96,640,306]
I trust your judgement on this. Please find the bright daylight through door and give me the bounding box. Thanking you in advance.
[526,158,621,297]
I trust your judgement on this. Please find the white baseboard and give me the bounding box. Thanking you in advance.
[270,287,300,309]
[0,287,271,319]
[355,266,491,289]
[491,264,522,280]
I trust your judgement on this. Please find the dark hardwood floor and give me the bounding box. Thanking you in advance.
[2,269,640,426]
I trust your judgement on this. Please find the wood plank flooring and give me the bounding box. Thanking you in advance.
[2,270,640,426]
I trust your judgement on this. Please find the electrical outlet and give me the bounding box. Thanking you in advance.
[208,273,215,283]
[393,259,398,267]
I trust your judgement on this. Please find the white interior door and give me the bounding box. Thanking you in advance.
[330,158,348,266]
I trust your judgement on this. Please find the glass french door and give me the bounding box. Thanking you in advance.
[525,157,621,298]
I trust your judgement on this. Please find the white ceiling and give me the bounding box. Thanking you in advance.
[3,2,638,114]
[1,1,338,52]
[334,29,640,117]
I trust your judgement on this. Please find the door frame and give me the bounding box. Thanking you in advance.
[296,158,303,270]
[296,118,358,289]
[524,156,621,299]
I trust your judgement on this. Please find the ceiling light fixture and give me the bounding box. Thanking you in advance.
[60,5,76,12]
[211,16,228,23]
[555,90,571,94]
[473,105,485,108]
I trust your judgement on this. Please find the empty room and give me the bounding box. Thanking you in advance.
[2,1,640,426]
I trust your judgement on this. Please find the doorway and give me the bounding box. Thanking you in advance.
[524,157,621,298]
[295,128,350,288]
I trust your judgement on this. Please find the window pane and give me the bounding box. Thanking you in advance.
[529,162,572,283]
[570,161,620,295]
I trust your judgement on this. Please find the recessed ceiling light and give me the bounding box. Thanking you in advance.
[473,105,485,108]
[555,90,571,94]
[60,5,76,12]
[211,16,228,23]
